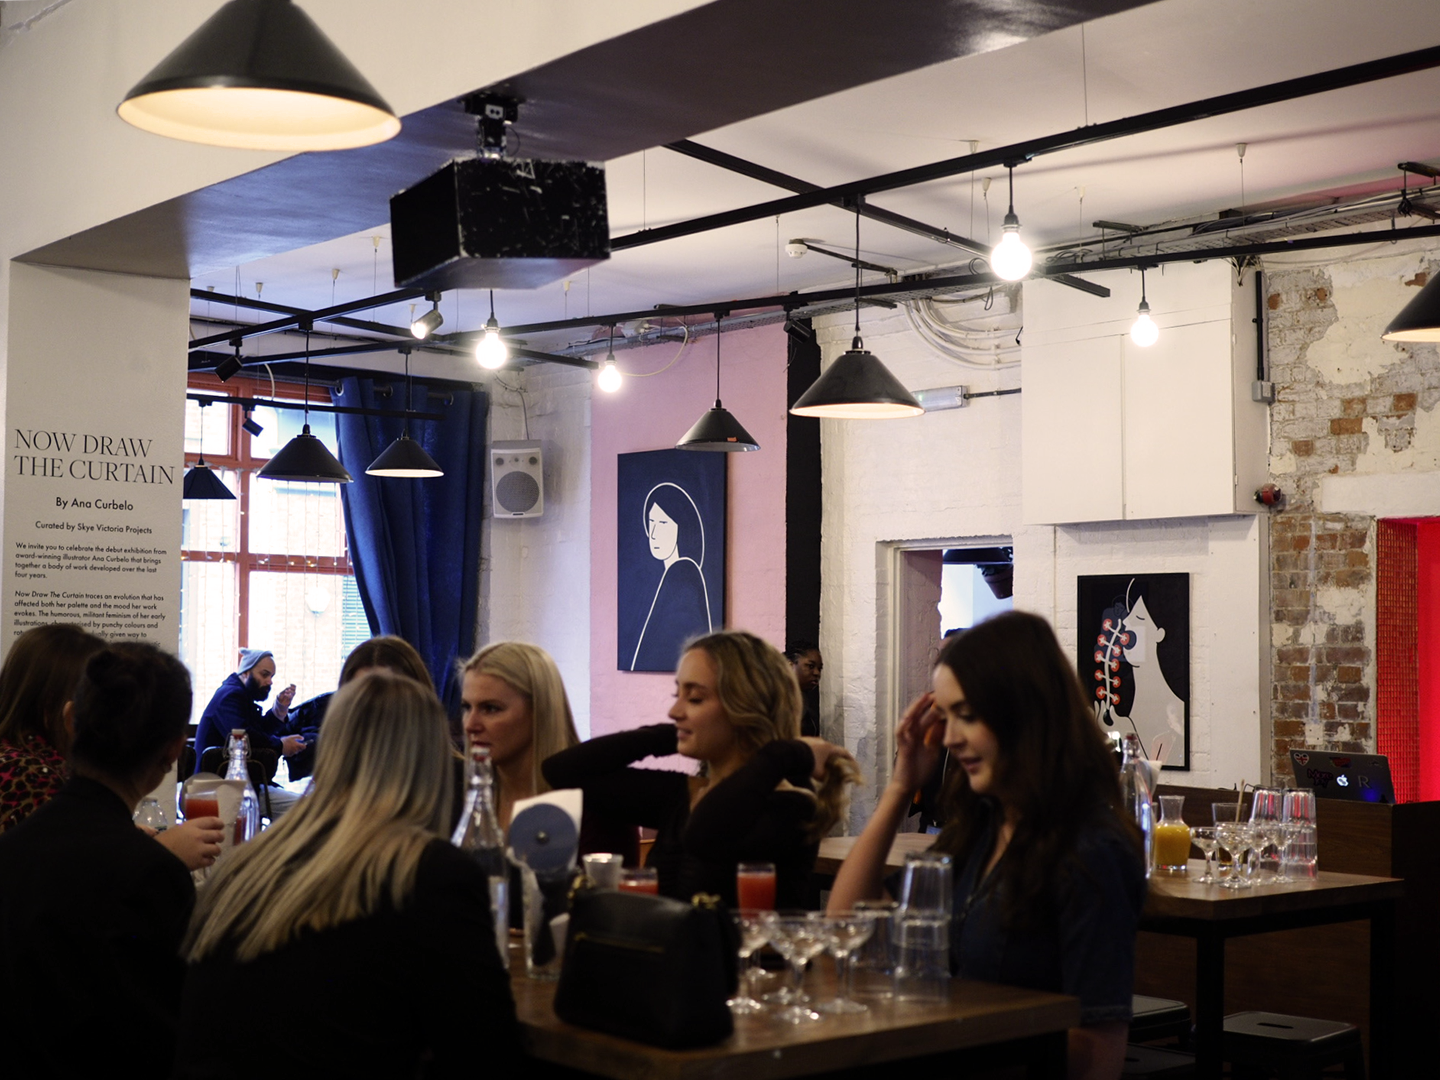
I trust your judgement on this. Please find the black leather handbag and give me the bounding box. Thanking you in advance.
[553,888,739,1048]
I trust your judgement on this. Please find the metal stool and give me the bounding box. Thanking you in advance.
[1122,1044,1196,1077]
[1223,1011,1365,1080]
[1131,994,1191,1046]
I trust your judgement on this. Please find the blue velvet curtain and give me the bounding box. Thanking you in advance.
[332,379,487,714]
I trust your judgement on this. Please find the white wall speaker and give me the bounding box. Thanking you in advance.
[491,440,544,518]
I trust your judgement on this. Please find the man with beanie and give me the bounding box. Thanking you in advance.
[195,649,303,817]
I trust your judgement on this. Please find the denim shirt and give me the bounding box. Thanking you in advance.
[949,801,1146,1026]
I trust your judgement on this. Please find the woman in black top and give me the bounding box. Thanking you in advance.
[830,612,1145,1080]
[176,671,521,1079]
[543,630,857,909]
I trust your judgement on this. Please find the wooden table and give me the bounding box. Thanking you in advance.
[1142,864,1403,1079]
[814,832,934,877]
[514,960,1078,1080]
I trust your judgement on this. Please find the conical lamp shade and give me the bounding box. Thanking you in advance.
[257,426,353,483]
[182,461,236,500]
[366,434,444,478]
[117,0,400,151]
[1382,273,1440,341]
[790,338,924,418]
[676,400,760,452]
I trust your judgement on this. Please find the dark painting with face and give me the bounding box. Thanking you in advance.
[1077,572,1190,770]
[617,449,727,672]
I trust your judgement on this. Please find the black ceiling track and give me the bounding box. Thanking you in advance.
[616,44,1440,252]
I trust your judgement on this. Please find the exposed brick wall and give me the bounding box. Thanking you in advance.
[1264,252,1440,780]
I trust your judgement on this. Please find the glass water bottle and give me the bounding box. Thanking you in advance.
[453,744,510,961]
[225,728,260,845]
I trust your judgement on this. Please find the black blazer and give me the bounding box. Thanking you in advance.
[174,840,523,1079]
[0,776,195,1078]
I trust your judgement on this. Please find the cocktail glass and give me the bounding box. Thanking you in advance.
[815,912,877,1014]
[762,911,827,1024]
[728,910,769,1014]
[1191,826,1220,884]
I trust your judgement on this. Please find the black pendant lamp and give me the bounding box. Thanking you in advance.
[182,400,236,500]
[257,327,353,483]
[1382,273,1440,342]
[117,0,400,151]
[367,347,443,478]
[677,317,760,452]
[789,212,923,420]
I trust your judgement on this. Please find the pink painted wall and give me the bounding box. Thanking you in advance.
[589,322,790,736]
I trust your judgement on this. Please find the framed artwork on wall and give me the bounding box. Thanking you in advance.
[1078,572,1191,770]
[617,449,727,672]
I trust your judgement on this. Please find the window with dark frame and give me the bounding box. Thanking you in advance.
[180,372,370,721]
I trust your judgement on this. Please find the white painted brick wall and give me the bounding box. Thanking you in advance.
[479,365,593,737]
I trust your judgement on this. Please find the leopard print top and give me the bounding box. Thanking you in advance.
[0,736,67,834]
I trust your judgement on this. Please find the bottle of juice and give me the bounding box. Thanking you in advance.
[1153,794,1191,876]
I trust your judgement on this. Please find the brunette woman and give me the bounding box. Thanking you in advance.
[829,611,1144,1080]
[176,671,521,1078]
[543,630,858,909]
[0,623,221,871]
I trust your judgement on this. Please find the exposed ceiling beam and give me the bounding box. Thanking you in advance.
[614,43,1440,251]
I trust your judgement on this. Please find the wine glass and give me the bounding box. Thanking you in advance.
[728,910,769,1014]
[1191,826,1220,884]
[1212,801,1243,883]
[1215,822,1254,889]
[815,912,877,1014]
[761,911,827,1024]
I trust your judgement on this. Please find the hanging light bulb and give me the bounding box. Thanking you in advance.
[1130,268,1159,347]
[410,293,443,339]
[597,327,623,393]
[476,290,508,369]
[990,165,1032,282]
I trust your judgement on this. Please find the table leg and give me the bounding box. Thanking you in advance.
[1369,900,1395,1080]
[1193,927,1225,1079]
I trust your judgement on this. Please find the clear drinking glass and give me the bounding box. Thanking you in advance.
[1250,788,1284,884]
[1282,788,1319,881]
[851,899,897,999]
[816,912,877,1015]
[898,851,953,914]
[1212,800,1244,882]
[728,910,769,1015]
[1191,826,1220,884]
[762,911,827,1024]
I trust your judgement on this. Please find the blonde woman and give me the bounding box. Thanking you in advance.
[543,630,859,909]
[174,672,521,1078]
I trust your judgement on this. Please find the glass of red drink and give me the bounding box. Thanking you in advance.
[617,868,659,895]
[736,862,776,910]
[184,795,220,821]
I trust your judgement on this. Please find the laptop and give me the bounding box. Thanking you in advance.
[1289,749,1396,804]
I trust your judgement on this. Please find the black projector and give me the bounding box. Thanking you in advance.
[390,157,609,291]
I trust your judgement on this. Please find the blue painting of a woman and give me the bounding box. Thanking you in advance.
[630,483,713,671]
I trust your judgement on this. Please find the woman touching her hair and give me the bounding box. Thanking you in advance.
[544,630,859,909]
[829,612,1144,1080]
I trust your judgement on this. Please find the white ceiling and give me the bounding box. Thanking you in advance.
[189,0,1440,367]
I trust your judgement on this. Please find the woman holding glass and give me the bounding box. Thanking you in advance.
[543,630,858,909]
[175,671,521,1078]
[829,612,1145,1080]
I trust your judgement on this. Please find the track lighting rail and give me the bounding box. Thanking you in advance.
[186,392,444,422]
[190,287,427,350]
[615,44,1440,252]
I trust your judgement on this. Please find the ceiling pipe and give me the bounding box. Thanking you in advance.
[616,44,1440,252]
[667,140,1107,298]
[491,219,1440,339]
[190,286,427,349]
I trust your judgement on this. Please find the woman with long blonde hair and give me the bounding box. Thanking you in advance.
[174,671,520,1078]
[543,630,859,909]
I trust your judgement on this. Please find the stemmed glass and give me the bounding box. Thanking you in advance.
[1212,801,1243,885]
[728,910,769,1015]
[762,911,828,1024]
[1191,826,1220,884]
[1250,788,1284,884]
[816,912,877,1014]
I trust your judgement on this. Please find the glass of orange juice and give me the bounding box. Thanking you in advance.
[618,867,659,895]
[1153,795,1192,876]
